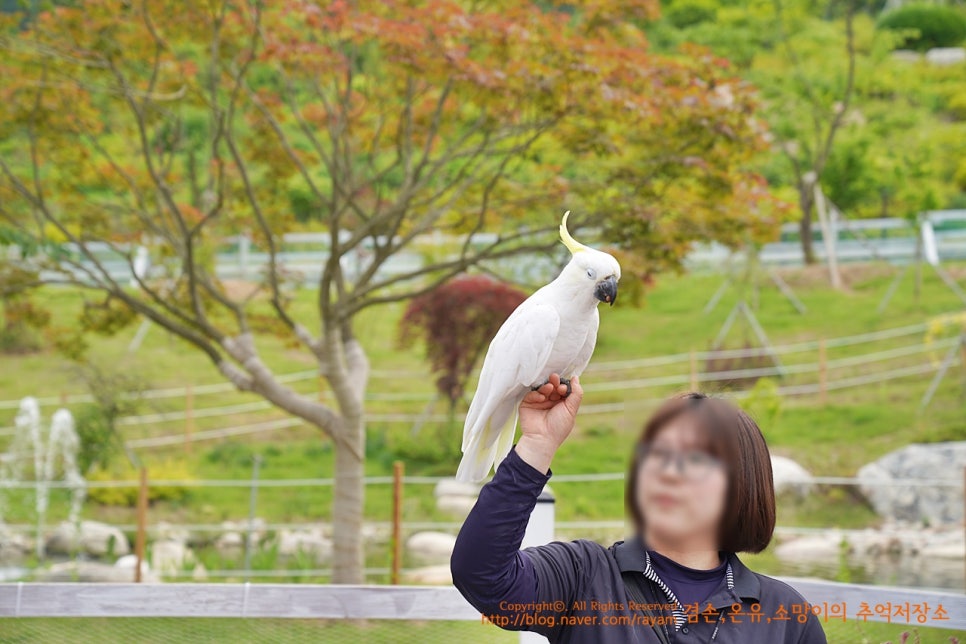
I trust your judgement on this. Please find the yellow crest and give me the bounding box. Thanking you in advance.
[559,211,591,255]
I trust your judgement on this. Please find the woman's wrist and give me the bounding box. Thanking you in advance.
[514,435,559,475]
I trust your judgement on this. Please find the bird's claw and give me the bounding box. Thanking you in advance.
[531,377,572,396]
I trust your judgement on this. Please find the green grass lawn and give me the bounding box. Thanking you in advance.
[0,617,962,643]
[0,261,964,586]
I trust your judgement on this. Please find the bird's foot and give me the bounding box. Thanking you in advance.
[531,377,572,396]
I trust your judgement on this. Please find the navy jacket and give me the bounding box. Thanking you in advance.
[451,445,828,643]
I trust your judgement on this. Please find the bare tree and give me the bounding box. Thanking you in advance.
[771,0,858,265]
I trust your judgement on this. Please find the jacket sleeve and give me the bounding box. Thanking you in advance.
[794,609,827,644]
[450,444,586,640]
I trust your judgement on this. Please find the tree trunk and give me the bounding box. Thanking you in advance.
[328,337,369,584]
[217,332,368,583]
[331,415,365,583]
[798,188,817,265]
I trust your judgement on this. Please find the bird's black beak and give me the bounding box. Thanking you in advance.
[594,275,618,306]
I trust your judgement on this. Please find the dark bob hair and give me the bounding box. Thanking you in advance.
[624,391,776,554]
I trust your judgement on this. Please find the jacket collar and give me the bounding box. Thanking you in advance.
[612,533,761,602]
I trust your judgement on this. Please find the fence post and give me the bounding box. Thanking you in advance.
[392,460,403,585]
[135,467,148,583]
[520,486,555,644]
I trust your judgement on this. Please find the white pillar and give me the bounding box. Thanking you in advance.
[921,218,940,266]
[520,485,554,644]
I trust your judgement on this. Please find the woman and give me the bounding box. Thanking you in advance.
[451,373,827,643]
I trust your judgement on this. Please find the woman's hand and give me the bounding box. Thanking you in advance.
[515,373,583,475]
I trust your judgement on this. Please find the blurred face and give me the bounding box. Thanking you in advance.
[635,415,728,548]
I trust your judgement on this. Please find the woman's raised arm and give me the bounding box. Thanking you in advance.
[450,375,585,640]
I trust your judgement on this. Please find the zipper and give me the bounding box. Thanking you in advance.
[709,607,727,641]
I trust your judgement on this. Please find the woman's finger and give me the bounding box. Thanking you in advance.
[523,389,547,404]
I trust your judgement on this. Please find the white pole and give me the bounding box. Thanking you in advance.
[520,485,555,644]
[920,217,940,266]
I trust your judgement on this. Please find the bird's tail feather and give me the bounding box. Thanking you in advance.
[454,434,495,483]
[455,408,519,483]
[491,409,518,477]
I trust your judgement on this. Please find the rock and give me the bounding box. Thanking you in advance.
[406,531,457,565]
[151,539,193,576]
[192,562,209,581]
[402,565,452,585]
[115,554,152,579]
[361,523,390,544]
[0,524,32,562]
[215,531,244,556]
[856,441,966,525]
[154,521,191,544]
[221,519,266,544]
[276,529,333,563]
[917,530,965,560]
[770,455,814,497]
[926,47,966,66]
[434,477,480,516]
[774,532,846,562]
[839,528,906,557]
[40,560,158,583]
[45,521,130,558]
[434,478,481,499]
[436,495,478,517]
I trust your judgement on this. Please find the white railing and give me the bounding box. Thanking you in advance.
[31,211,966,286]
[0,582,962,630]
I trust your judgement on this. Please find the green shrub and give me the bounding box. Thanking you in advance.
[947,91,966,121]
[876,5,966,51]
[87,460,193,507]
[665,0,717,29]
[954,158,966,192]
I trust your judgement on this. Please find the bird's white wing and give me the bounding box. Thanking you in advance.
[456,303,560,480]
[570,306,600,377]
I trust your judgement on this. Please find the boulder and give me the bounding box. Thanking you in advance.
[215,531,244,556]
[0,524,32,562]
[770,455,815,497]
[434,477,480,517]
[774,532,846,562]
[434,478,481,499]
[917,529,965,560]
[361,523,390,544]
[406,531,457,565]
[115,554,152,579]
[192,562,209,581]
[221,519,266,544]
[154,521,191,544]
[45,521,130,558]
[151,539,194,576]
[38,560,158,583]
[276,529,333,563]
[856,441,966,525]
[436,495,478,517]
[402,565,452,585]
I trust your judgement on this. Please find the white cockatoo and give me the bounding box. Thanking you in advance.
[455,211,621,483]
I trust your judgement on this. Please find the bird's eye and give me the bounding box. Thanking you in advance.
[586,268,596,279]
